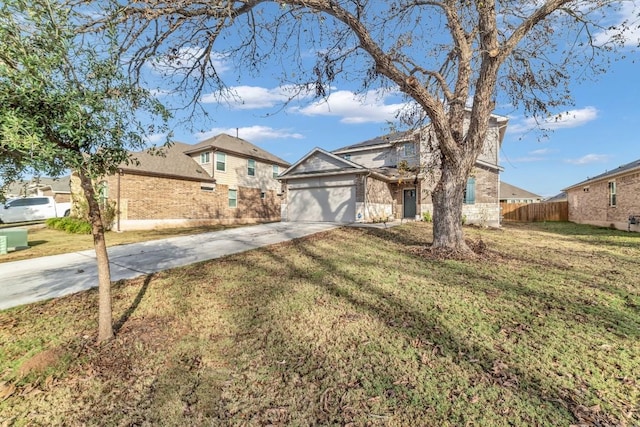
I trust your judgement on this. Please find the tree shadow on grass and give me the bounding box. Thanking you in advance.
[230,246,560,423]
[113,273,154,334]
[230,230,631,425]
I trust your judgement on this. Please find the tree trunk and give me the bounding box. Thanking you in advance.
[78,169,114,342]
[431,160,473,255]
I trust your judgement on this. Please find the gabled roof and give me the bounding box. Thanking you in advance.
[544,192,567,202]
[333,131,413,153]
[500,181,542,200]
[121,142,214,182]
[333,112,509,154]
[563,158,640,191]
[279,147,367,178]
[4,176,71,196]
[185,133,290,167]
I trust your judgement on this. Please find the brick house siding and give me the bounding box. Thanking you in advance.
[566,167,640,232]
[71,172,281,231]
[67,135,288,231]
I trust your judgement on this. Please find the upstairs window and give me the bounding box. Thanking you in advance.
[463,177,476,204]
[402,142,416,157]
[200,152,210,164]
[247,159,256,176]
[272,165,279,179]
[343,154,351,161]
[216,152,226,172]
[608,181,616,207]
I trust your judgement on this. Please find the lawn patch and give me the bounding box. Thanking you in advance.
[0,222,638,425]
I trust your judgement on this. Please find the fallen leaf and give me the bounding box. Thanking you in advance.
[0,382,16,401]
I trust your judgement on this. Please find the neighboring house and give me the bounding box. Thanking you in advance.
[279,114,508,226]
[543,192,567,203]
[3,176,71,203]
[72,134,290,230]
[563,158,640,232]
[499,181,542,204]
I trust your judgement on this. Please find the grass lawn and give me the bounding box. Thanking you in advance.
[0,222,638,426]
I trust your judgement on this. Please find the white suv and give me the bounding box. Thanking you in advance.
[0,197,70,223]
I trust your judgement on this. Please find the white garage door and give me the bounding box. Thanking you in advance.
[288,185,355,222]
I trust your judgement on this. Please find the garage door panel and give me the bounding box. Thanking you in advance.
[288,186,355,222]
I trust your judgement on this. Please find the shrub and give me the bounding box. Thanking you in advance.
[74,199,118,231]
[422,211,432,222]
[46,217,92,234]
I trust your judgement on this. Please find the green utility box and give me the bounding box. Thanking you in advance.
[0,229,28,253]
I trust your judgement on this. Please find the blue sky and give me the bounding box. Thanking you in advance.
[145,3,639,199]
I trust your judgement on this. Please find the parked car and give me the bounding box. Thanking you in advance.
[0,196,71,223]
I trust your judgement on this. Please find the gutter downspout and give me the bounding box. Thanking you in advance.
[362,172,368,223]
[117,168,122,232]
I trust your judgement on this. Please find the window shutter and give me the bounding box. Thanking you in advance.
[465,177,476,204]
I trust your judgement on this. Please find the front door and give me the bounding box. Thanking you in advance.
[403,189,416,219]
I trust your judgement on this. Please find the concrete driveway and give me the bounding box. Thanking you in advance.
[0,222,339,310]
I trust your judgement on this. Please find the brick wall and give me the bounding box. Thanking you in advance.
[568,170,640,230]
[73,172,281,230]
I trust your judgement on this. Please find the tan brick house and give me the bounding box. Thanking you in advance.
[279,114,508,226]
[79,134,289,231]
[4,176,71,203]
[499,182,542,204]
[564,158,640,232]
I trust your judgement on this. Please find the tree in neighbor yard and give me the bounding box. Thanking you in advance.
[106,0,636,255]
[0,0,170,341]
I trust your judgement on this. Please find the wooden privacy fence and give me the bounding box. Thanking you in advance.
[500,201,568,222]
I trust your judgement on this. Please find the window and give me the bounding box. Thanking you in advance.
[272,165,279,179]
[247,159,256,176]
[343,154,351,161]
[216,152,226,172]
[200,152,210,164]
[200,183,215,192]
[228,189,237,208]
[608,181,616,207]
[402,142,416,157]
[463,177,476,204]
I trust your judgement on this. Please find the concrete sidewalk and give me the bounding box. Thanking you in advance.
[0,222,339,310]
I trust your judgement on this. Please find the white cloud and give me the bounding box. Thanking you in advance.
[292,89,411,124]
[508,106,598,134]
[201,85,314,109]
[593,2,640,47]
[194,125,305,142]
[529,148,552,155]
[565,154,611,165]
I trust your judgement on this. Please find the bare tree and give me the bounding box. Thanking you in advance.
[105,0,636,255]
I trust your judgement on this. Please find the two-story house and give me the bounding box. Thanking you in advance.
[80,134,290,230]
[278,114,508,226]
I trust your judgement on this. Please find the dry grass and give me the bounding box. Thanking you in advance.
[0,222,638,426]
